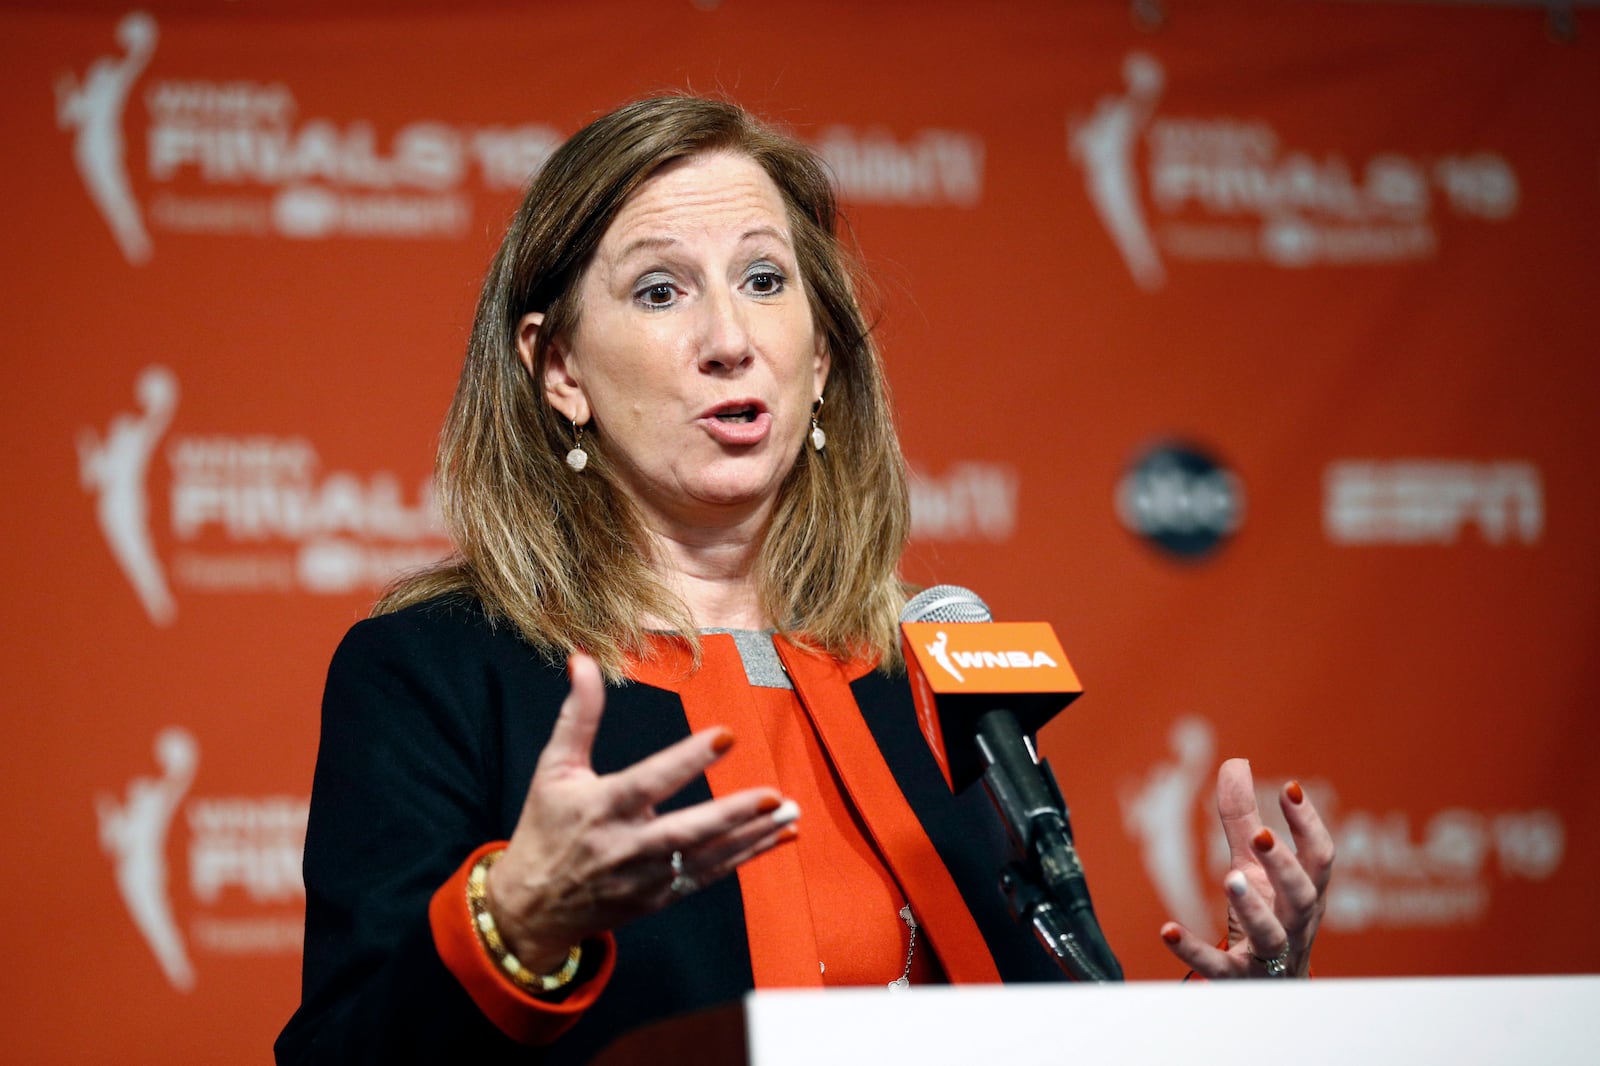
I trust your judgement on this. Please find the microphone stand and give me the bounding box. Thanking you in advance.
[979,711,1124,982]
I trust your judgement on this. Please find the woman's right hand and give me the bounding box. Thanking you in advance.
[484,652,797,971]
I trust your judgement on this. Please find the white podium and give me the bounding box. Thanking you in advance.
[595,975,1600,1065]
[748,976,1598,1065]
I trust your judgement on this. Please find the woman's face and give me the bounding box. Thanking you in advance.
[527,150,829,534]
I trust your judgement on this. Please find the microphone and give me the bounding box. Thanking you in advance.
[899,585,1122,981]
[898,584,1081,793]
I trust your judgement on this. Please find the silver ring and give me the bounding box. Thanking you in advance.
[1249,942,1292,977]
[669,850,696,896]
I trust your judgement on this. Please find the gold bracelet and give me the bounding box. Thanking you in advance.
[466,849,582,993]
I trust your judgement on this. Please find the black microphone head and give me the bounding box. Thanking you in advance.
[899,584,994,625]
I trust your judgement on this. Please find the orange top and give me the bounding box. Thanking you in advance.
[691,676,942,987]
[633,633,999,988]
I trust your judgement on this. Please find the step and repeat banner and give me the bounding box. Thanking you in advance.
[3,0,1596,1060]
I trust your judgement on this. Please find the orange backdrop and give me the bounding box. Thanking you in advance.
[3,1,1597,1061]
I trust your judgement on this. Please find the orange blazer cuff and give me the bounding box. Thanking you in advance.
[429,841,617,1045]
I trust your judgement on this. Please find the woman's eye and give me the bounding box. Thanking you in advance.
[746,271,785,295]
[636,282,676,308]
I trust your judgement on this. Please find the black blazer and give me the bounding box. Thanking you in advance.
[275,596,1063,1065]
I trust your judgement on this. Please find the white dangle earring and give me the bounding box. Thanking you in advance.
[565,421,589,472]
[809,397,826,453]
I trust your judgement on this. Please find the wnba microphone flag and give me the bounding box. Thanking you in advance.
[901,621,1083,793]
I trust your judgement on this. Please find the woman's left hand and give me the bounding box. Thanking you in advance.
[1159,757,1335,979]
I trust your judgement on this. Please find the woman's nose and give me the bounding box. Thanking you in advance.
[697,287,754,372]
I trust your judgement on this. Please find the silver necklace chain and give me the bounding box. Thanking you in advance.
[888,905,917,990]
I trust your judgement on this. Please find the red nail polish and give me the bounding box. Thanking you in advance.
[711,730,735,755]
[1286,780,1305,805]
[1252,827,1275,852]
[1161,925,1182,945]
[777,825,799,843]
[756,795,781,814]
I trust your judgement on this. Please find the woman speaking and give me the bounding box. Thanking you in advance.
[276,96,1333,1064]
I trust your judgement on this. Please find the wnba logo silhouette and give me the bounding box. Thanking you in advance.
[1069,52,1166,291]
[55,10,157,265]
[924,631,964,682]
[97,727,198,991]
[79,365,178,625]
[80,363,178,624]
[1120,715,1220,941]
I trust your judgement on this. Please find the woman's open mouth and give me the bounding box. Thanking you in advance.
[700,402,771,445]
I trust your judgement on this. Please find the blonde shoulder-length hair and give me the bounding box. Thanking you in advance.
[380,95,911,679]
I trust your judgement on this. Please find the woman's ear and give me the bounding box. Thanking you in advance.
[517,311,589,425]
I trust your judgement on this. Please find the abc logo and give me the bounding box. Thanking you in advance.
[1115,442,1245,560]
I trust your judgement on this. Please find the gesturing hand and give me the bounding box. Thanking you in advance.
[1159,758,1335,979]
[484,653,798,971]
